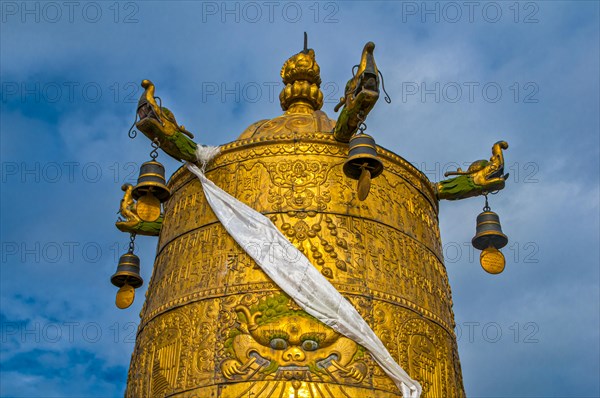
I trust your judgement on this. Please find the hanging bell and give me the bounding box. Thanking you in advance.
[472,210,508,251]
[132,160,170,222]
[132,160,170,202]
[111,252,144,289]
[472,206,509,275]
[111,252,143,309]
[343,134,384,201]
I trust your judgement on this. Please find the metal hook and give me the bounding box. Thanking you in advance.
[378,70,391,104]
[483,193,491,212]
[153,96,165,127]
[127,113,138,139]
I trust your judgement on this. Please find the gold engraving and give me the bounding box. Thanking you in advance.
[137,193,161,222]
[125,46,465,397]
[220,293,367,385]
[151,334,180,397]
[480,247,506,274]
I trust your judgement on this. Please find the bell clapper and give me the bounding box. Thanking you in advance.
[480,245,506,274]
[116,283,136,309]
[357,164,373,201]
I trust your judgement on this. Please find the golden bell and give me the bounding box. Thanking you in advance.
[111,252,144,289]
[472,210,508,250]
[132,160,171,203]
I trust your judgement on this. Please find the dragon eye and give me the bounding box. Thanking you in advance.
[270,338,288,350]
[301,339,319,351]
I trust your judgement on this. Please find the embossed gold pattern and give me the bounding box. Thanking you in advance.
[125,47,465,397]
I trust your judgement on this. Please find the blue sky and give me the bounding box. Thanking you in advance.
[1,1,598,397]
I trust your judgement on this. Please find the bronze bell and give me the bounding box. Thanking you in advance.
[132,160,171,203]
[472,210,508,250]
[343,134,384,201]
[111,252,144,289]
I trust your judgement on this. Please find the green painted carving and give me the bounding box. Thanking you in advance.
[436,141,509,201]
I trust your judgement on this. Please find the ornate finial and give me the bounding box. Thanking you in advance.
[279,33,323,113]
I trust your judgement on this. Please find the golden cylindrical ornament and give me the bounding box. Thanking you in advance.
[125,111,465,397]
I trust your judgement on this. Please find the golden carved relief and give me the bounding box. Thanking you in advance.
[141,212,454,334]
[219,293,368,386]
[122,40,468,397]
[127,300,221,397]
[127,125,464,396]
[150,330,181,397]
[397,318,464,398]
[127,310,191,397]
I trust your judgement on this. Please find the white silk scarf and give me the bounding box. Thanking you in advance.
[187,162,421,398]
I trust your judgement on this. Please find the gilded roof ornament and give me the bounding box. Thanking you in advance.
[279,32,324,112]
[112,36,519,398]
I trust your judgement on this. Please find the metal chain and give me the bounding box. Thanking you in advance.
[357,113,367,134]
[128,233,136,253]
[483,193,491,212]
[150,139,160,160]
